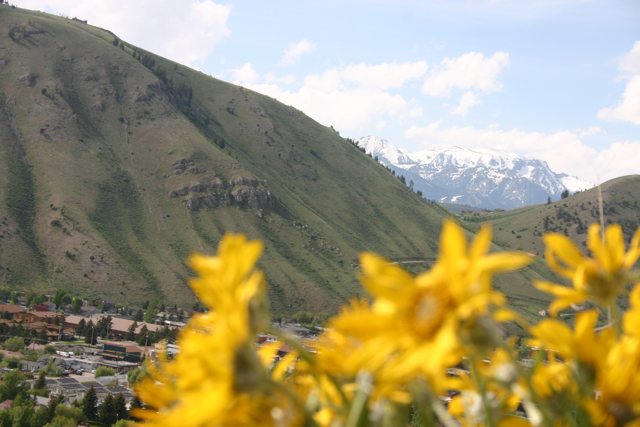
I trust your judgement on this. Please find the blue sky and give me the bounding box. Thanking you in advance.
[22,0,640,182]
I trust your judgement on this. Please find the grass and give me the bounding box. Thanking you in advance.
[469,176,640,256]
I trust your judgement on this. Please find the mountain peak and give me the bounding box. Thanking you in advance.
[355,136,594,209]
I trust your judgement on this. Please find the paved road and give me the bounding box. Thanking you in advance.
[71,372,96,382]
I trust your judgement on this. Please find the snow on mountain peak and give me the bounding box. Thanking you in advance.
[354,135,595,209]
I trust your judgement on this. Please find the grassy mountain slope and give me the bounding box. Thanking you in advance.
[469,175,640,256]
[0,6,557,320]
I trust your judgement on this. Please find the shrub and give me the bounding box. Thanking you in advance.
[94,366,115,378]
[4,337,25,351]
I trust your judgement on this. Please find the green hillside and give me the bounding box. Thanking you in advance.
[461,175,640,257]
[0,6,558,320]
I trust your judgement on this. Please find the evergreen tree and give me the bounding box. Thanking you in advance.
[114,392,128,421]
[76,318,86,337]
[136,325,149,346]
[37,328,47,344]
[96,315,113,339]
[133,309,143,322]
[129,395,144,421]
[30,406,48,427]
[82,385,98,421]
[125,321,137,341]
[46,394,64,423]
[34,369,46,390]
[98,393,116,426]
[84,320,97,345]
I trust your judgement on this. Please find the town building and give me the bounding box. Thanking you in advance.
[91,297,116,311]
[14,311,64,324]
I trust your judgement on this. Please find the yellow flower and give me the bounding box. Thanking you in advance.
[535,223,640,315]
[579,285,640,427]
[448,370,530,427]
[582,334,640,427]
[529,310,615,369]
[529,304,640,427]
[133,233,305,427]
[531,356,574,399]
[318,220,531,399]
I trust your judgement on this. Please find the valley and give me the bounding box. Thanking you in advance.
[2,6,634,328]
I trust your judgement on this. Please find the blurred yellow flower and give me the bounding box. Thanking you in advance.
[319,220,531,400]
[448,370,529,427]
[133,233,305,427]
[535,223,640,315]
[582,333,640,427]
[528,310,615,370]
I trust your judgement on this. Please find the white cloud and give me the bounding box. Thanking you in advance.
[452,91,479,116]
[231,63,259,84]
[304,69,342,92]
[280,39,316,66]
[245,60,429,132]
[20,0,232,68]
[592,141,640,183]
[421,51,509,116]
[247,83,411,131]
[598,41,640,126]
[422,51,509,97]
[404,121,638,182]
[264,73,296,84]
[341,61,428,90]
[619,41,640,77]
[598,75,640,126]
[574,126,603,137]
[408,107,423,118]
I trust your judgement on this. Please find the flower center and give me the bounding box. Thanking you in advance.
[409,288,449,339]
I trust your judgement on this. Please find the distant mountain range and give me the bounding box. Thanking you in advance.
[355,136,594,210]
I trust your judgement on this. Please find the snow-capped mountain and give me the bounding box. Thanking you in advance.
[356,135,594,210]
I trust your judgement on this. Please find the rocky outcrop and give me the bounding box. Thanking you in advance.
[167,158,273,211]
[228,178,267,187]
[171,158,203,175]
[230,188,273,208]
[133,83,167,103]
[15,74,35,87]
[179,184,274,211]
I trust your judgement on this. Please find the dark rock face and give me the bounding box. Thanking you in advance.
[133,83,168,103]
[179,185,274,211]
[230,188,274,208]
[16,74,35,87]
[167,159,273,211]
